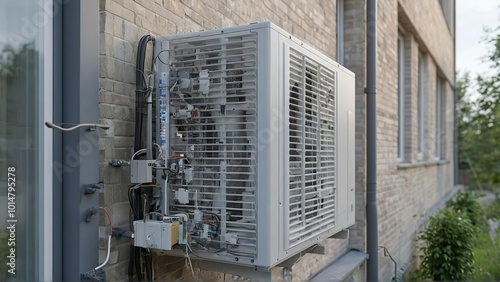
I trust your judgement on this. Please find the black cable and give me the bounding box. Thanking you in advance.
[134,247,144,281]
[144,250,153,282]
[154,50,168,65]
[134,35,154,152]
[134,36,146,152]
[128,244,135,281]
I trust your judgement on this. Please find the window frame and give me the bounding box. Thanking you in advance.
[435,76,444,160]
[398,31,405,162]
[417,51,426,160]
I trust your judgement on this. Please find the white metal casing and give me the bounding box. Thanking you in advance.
[154,22,355,268]
[134,220,179,250]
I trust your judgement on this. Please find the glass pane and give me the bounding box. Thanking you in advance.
[0,0,49,280]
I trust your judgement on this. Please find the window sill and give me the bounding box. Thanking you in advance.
[397,159,449,169]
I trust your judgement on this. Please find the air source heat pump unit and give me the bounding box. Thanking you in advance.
[150,22,355,269]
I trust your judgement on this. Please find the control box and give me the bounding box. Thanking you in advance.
[133,220,179,250]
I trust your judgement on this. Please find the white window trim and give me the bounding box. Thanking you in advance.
[41,6,53,280]
[398,32,405,162]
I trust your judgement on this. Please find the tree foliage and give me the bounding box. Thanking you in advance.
[458,26,500,187]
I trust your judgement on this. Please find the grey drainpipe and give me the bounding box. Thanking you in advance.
[453,2,458,185]
[365,0,378,281]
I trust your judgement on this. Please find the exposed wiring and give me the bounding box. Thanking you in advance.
[170,80,178,92]
[132,145,162,161]
[95,235,112,271]
[152,143,161,155]
[379,246,397,281]
[99,207,113,234]
[154,50,169,65]
[185,235,200,281]
[131,149,147,160]
[136,68,149,90]
[128,183,142,220]
[95,207,113,271]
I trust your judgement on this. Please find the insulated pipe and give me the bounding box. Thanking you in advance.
[365,0,378,280]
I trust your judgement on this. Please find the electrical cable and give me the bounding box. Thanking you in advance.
[99,207,113,233]
[131,149,147,160]
[185,237,197,280]
[95,236,112,271]
[379,246,398,281]
[135,35,154,153]
[95,207,113,271]
[154,50,169,65]
[128,183,160,281]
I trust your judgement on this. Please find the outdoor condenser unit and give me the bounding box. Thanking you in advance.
[147,22,355,269]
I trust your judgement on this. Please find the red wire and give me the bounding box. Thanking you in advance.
[99,207,113,234]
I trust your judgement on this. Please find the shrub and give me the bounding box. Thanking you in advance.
[418,209,477,281]
[448,190,485,227]
[485,201,500,220]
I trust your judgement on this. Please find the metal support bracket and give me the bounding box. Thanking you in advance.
[277,244,326,269]
[85,207,98,222]
[109,159,131,167]
[81,268,105,282]
[329,229,349,239]
[83,182,104,195]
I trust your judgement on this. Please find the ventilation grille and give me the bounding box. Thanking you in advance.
[167,33,258,258]
[288,47,336,248]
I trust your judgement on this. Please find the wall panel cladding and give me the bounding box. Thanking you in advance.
[98,0,347,281]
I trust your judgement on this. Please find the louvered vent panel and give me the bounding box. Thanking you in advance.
[167,34,258,258]
[288,48,336,248]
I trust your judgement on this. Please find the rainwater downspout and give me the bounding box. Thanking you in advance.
[453,2,458,185]
[365,0,378,281]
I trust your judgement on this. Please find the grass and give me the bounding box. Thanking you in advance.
[468,189,500,281]
[470,219,500,280]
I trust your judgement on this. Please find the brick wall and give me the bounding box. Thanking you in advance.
[98,0,353,281]
[375,0,455,280]
[97,0,456,281]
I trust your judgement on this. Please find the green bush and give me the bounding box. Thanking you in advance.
[418,209,477,281]
[485,201,500,220]
[447,190,485,227]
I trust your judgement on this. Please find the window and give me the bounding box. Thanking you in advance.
[336,0,344,64]
[435,77,446,160]
[417,52,426,160]
[439,0,455,36]
[0,0,53,280]
[398,32,405,162]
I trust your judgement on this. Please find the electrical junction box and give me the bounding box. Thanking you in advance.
[130,160,154,183]
[154,22,355,268]
[133,220,179,250]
